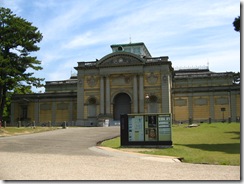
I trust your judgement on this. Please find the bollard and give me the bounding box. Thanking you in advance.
[208,117,211,124]
[32,121,36,129]
[228,117,231,123]
[4,121,6,128]
[18,121,21,128]
[48,121,51,127]
[62,121,66,129]
[189,117,192,125]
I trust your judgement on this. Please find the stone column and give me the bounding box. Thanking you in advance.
[100,76,105,114]
[52,101,56,124]
[161,74,171,113]
[133,75,138,113]
[139,74,144,113]
[105,75,110,114]
[77,75,84,126]
[188,95,193,120]
[209,93,215,121]
[230,91,237,122]
[69,101,73,123]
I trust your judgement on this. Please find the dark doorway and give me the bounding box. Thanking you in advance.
[113,93,131,120]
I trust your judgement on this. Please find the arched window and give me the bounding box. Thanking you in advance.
[149,95,158,103]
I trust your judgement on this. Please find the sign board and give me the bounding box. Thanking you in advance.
[120,113,172,147]
[128,115,144,141]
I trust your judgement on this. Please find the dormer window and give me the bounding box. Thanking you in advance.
[117,46,124,51]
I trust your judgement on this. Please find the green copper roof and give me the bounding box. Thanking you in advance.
[110,42,151,57]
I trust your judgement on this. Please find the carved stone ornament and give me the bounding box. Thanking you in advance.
[147,72,158,84]
[111,57,129,64]
[126,76,132,84]
[111,75,131,85]
[100,56,142,66]
[87,76,97,87]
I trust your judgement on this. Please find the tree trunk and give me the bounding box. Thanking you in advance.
[0,85,7,122]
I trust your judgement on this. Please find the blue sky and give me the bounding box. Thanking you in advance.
[1,0,240,92]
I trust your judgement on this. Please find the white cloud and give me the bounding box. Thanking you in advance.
[63,32,99,49]
[173,48,240,73]
[0,0,24,14]
[1,0,240,89]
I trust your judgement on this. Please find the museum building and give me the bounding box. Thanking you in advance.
[10,42,240,126]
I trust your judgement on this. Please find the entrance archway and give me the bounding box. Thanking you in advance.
[113,93,131,120]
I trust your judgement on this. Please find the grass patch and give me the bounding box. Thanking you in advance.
[0,126,59,137]
[101,122,240,166]
[101,136,121,148]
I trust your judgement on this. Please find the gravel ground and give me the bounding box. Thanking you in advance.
[0,151,240,180]
[0,127,240,180]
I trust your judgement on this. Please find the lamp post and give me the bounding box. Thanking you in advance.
[145,94,150,113]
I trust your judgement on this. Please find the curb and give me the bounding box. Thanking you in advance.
[94,146,182,163]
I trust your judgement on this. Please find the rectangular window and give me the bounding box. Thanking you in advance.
[133,47,141,54]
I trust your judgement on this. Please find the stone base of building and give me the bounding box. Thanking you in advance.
[76,114,115,127]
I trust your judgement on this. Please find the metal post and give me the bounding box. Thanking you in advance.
[228,117,231,123]
[33,121,36,129]
[18,121,21,128]
[221,107,226,123]
[222,111,224,122]
[62,121,66,129]
[189,117,192,125]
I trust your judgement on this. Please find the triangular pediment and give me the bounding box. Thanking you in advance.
[97,52,145,67]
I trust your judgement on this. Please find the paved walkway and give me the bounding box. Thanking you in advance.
[0,127,240,180]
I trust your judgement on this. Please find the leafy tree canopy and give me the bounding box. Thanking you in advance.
[233,16,240,32]
[0,7,44,121]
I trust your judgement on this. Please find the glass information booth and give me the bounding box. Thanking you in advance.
[120,113,172,147]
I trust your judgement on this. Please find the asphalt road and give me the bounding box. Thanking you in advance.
[0,127,240,180]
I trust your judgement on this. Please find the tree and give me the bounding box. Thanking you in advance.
[0,7,44,122]
[233,72,240,85]
[233,16,240,32]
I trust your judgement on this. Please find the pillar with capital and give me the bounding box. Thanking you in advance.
[139,74,144,113]
[105,75,111,115]
[133,74,138,113]
[209,92,215,121]
[100,76,105,114]
[161,74,171,113]
[76,74,85,126]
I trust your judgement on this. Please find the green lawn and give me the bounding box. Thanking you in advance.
[101,122,240,166]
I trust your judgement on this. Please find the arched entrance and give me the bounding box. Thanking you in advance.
[113,93,131,120]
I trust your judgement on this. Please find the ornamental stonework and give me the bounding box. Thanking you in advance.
[111,74,132,85]
[147,72,158,84]
[87,76,97,87]
[100,56,142,66]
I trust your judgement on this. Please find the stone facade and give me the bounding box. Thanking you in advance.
[10,42,240,126]
[172,69,240,123]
